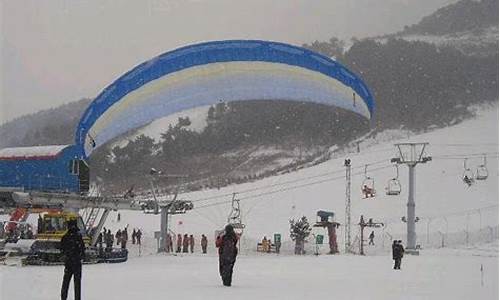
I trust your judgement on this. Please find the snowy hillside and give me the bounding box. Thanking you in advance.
[111,105,211,148]
[375,26,498,56]
[103,103,498,253]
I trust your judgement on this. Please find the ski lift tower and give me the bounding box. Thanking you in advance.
[149,169,192,253]
[391,143,431,254]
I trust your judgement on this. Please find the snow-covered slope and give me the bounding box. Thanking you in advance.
[111,105,210,147]
[106,103,498,252]
[375,26,498,56]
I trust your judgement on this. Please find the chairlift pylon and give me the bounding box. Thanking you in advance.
[386,165,402,196]
[475,155,488,181]
[361,165,376,198]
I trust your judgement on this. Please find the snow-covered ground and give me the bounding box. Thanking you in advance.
[1,243,497,300]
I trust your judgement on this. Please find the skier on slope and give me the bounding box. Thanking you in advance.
[216,224,239,286]
[368,231,375,245]
[60,219,85,300]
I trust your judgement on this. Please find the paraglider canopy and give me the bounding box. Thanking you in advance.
[75,40,375,158]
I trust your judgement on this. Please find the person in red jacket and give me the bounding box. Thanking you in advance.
[216,224,238,286]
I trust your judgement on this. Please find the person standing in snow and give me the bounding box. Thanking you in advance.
[136,229,142,246]
[216,224,239,286]
[182,234,189,253]
[60,219,85,300]
[392,240,397,269]
[369,231,375,245]
[394,240,405,269]
[176,234,182,253]
[105,229,113,251]
[115,229,122,246]
[189,234,195,253]
[132,228,137,245]
[121,227,128,249]
[261,237,269,252]
[201,234,208,254]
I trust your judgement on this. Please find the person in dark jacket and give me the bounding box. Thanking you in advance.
[189,234,195,253]
[105,229,113,251]
[132,228,137,245]
[368,231,375,245]
[136,229,142,246]
[116,229,122,246]
[121,227,128,249]
[182,234,189,253]
[216,224,239,286]
[391,240,398,269]
[60,219,85,300]
[395,240,405,270]
[201,234,208,254]
[176,234,182,253]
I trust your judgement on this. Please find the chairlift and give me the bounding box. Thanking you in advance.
[475,155,488,181]
[361,165,376,198]
[462,158,475,187]
[386,165,402,196]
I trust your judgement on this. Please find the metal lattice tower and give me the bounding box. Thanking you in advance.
[344,159,352,253]
[391,143,431,253]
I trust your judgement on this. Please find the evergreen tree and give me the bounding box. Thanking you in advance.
[289,216,312,255]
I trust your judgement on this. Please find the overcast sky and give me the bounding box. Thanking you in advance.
[0,0,455,124]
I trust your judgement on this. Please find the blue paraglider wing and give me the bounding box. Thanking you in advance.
[76,40,375,158]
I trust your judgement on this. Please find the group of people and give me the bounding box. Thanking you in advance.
[164,233,209,254]
[392,240,405,270]
[96,226,142,251]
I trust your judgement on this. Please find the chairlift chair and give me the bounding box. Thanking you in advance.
[386,165,401,196]
[361,165,376,198]
[386,178,402,196]
[462,158,475,187]
[475,155,488,181]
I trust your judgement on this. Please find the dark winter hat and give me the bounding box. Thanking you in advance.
[225,224,234,233]
[67,219,78,230]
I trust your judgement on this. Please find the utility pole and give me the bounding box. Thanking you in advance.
[344,158,352,253]
[391,143,431,254]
